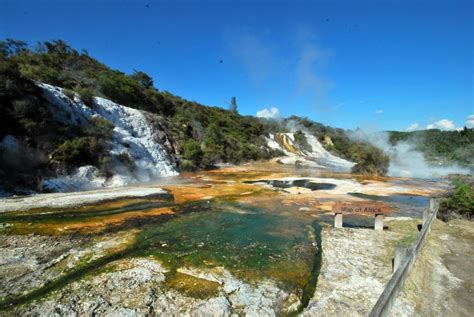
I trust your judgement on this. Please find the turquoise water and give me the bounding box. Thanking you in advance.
[136,201,318,288]
[0,199,320,311]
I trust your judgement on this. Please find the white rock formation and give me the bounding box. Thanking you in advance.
[267,132,354,171]
[38,83,178,191]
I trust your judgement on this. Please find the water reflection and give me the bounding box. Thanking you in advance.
[244,179,336,191]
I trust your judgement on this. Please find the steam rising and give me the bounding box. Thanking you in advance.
[349,130,471,178]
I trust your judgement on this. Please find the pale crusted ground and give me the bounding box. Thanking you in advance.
[0,230,136,300]
[390,219,474,317]
[1,164,449,316]
[0,186,167,212]
[11,257,299,316]
[302,219,420,317]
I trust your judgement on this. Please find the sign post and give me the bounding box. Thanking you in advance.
[332,202,391,230]
[374,214,384,231]
[334,213,343,228]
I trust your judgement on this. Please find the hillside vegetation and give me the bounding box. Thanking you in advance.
[389,129,474,167]
[438,177,474,221]
[0,49,114,192]
[283,116,390,176]
[0,39,281,185]
[1,39,471,192]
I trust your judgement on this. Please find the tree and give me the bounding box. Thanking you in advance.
[183,139,203,165]
[230,96,238,113]
[130,70,154,89]
[0,39,28,57]
[202,123,225,166]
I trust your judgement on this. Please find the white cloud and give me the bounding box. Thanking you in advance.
[256,107,280,119]
[465,114,474,128]
[406,123,420,131]
[426,119,456,130]
[375,109,384,115]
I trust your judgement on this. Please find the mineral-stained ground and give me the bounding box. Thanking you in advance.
[1,163,469,316]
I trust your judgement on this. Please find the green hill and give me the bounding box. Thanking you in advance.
[388,129,474,167]
[1,39,471,193]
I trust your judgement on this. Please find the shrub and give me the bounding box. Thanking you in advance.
[84,117,114,139]
[439,178,474,220]
[129,70,154,89]
[116,152,135,171]
[180,159,197,171]
[182,139,203,167]
[75,86,95,107]
[116,151,132,165]
[293,130,313,152]
[63,88,75,100]
[53,136,103,168]
[98,156,113,178]
[351,147,389,176]
[202,143,224,167]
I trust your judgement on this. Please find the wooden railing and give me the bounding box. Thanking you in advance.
[368,199,439,317]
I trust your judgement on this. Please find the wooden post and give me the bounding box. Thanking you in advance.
[393,246,407,273]
[374,214,384,231]
[334,213,343,228]
[429,199,436,212]
[422,208,428,227]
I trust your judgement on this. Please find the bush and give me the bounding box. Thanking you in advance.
[75,86,95,107]
[116,152,133,167]
[98,156,113,178]
[129,70,154,89]
[180,159,197,171]
[63,88,75,100]
[439,178,474,220]
[84,117,114,139]
[293,130,312,152]
[182,139,203,167]
[351,147,389,176]
[53,136,103,168]
[202,143,224,167]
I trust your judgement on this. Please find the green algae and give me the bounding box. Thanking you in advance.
[0,249,132,311]
[0,199,320,312]
[166,272,221,299]
[0,167,436,313]
[133,201,316,289]
[299,222,322,310]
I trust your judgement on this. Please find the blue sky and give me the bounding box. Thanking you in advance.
[1,0,473,131]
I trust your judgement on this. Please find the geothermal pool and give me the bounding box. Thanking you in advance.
[0,163,444,315]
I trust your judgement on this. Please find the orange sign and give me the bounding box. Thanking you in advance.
[333,202,391,215]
